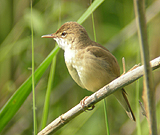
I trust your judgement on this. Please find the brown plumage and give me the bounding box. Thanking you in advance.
[42,22,136,121]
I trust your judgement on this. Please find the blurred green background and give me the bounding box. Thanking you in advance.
[0,0,160,135]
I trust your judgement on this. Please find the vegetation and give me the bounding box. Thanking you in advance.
[0,0,160,134]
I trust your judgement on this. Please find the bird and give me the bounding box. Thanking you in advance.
[42,21,136,121]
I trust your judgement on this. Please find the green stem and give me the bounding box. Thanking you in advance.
[136,47,141,135]
[103,99,110,135]
[31,1,37,134]
[41,55,57,129]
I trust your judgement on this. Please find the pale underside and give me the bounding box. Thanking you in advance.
[64,46,118,92]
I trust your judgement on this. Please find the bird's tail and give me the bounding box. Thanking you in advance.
[113,88,136,121]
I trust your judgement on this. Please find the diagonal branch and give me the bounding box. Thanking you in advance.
[38,56,160,135]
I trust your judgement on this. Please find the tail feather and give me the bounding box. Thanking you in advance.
[114,88,136,121]
[122,88,136,121]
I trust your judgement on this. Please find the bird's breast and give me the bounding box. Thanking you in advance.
[64,48,86,89]
[64,48,116,92]
[64,48,77,64]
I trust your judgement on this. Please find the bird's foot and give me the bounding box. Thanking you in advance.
[80,96,95,111]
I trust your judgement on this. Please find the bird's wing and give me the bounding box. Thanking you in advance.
[84,45,120,77]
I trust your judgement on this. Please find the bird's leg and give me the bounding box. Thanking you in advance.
[80,96,95,111]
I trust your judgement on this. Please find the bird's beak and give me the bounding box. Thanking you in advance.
[41,33,56,38]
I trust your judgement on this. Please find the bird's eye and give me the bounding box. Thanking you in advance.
[61,31,67,37]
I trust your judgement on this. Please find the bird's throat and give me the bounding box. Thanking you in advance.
[54,38,77,65]
[54,37,71,50]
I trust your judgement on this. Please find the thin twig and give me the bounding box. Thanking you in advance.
[122,57,126,74]
[139,100,147,117]
[133,0,158,134]
[38,56,160,135]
